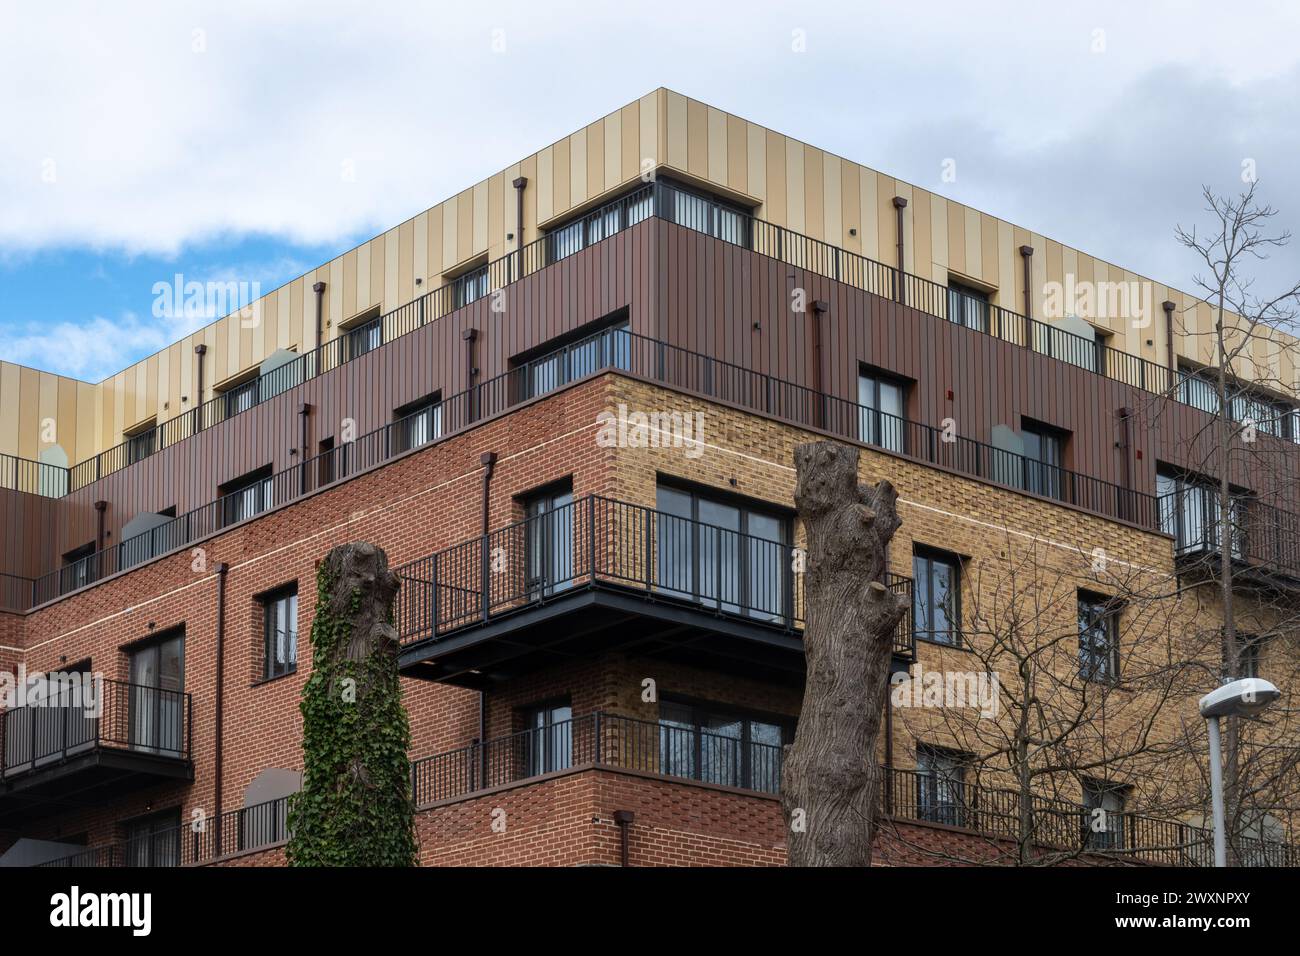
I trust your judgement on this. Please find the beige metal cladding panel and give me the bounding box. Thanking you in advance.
[536,146,554,225]
[763,130,785,224]
[706,106,727,186]
[665,90,688,171]
[840,159,860,255]
[910,190,931,283]
[552,139,571,220]
[822,152,842,250]
[802,143,823,240]
[569,127,587,209]
[784,137,805,235]
[686,99,708,180]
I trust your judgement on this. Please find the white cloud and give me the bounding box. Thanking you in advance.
[0,0,1297,296]
[0,311,209,382]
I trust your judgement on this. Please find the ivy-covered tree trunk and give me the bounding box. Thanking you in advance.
[782,441,906,866]
[288,541,417,866]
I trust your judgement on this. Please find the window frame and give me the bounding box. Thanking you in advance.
[1077,590,1121,683]
[857,365,910,454]
[657,696,793,794]
[912,545,963,647]
[260,584,299,681]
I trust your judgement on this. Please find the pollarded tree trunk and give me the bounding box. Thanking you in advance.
[781,442,907,867]
[288,541,418,866]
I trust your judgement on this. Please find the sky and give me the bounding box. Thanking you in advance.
[1,0,1298,382]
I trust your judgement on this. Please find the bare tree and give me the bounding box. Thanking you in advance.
[1168,182,1300,859]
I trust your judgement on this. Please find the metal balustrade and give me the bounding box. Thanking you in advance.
[1158,489,1300,581]
[33,795,289,868]
[393,493,915,660]
[7,180,1297,609]
[22,177,1290,500]
[0,677,191,779]
[404,711,1298,867]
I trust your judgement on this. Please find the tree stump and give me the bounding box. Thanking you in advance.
[781,441,907,866]
[288,541,418,866]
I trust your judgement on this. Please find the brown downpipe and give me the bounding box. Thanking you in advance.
[812,300,829,429]
[298,403,311,494]
[614,810,634,866]
[214,561,229,855]
[1116,407,1133,523]
[194,344,207,433]
[512,176,528,281]
[312,281,326,353]
[1163,299,1177,387]
[883,693,894,815]
[476,451,497,787]
[93,500,107,552]
[891,197,907,303]
[1019,245,1035,345]
[463,328,479,423]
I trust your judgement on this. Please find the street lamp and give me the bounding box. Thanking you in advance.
[1198,677,1281,867]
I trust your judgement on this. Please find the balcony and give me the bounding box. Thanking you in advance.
[395,495,915,687]
[409,711,1299,867]
[0,677,192,825]
[1159,490,1300,587]
[32,795,289,868]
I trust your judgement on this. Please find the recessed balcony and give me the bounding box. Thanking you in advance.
[395,494,915,687]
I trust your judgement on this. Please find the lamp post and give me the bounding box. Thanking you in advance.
[1198,677,1281,867]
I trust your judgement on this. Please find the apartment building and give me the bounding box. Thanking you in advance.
[1,89,1297,867]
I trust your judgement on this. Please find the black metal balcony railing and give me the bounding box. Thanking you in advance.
[33,795,289,868]
[0,451,68,498]
[392,493,915,660]
[1158,490,1300,581]
[0,677,191,779]
[9,319,1157,612]
[7,184,1292,608]
[406,711,1298,867]
[15,175,1287,502]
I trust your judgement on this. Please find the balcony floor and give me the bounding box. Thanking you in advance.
[399,580,810,689]
[0,746,193,826]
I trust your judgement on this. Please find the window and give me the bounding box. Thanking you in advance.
[343,318,382,361]
[522,701,573,776]
[664,182,750,247]
[1177,365,1219,415]
[125,422,158,464]
[546,188,654,263]
[858,368,908,453]
[317,436,338,487]
[124,808,182,868]
[519,320,631,400]
[1078,592,1120,682]
[1082,779,1127,850]
[916,745,969,826]
[220,466,273,527]
[523,483,575,597]
[262,585,298,680]
[913,547,961,646]
[1021,421,1066,500]
[1156,469,1248,559]
[1236,633,1263,680]
[60,542,96,593]
[655,483,791,623]
[222,378,260,419]
[453,264,489,307]
[1178,364,1297,439]
[946,281,989,332]
[394,394,443,453]
[128,629,185,755]
[658,700,790,793]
